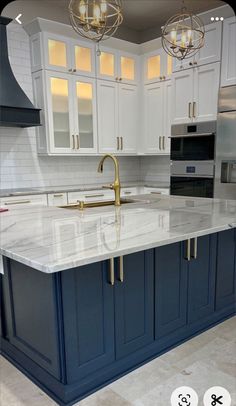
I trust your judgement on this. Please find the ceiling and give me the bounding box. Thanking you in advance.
[2,0,230,43]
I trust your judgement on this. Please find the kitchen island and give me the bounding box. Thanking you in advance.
[0,194,236,405]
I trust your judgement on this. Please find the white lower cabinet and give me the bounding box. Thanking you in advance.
[144,80,171,154]
[221,17,236,87]
[97,80,138,154]
[67,190,114,204]
[0,194,48,207]
[47,193,68,206]
[172,62,220,124]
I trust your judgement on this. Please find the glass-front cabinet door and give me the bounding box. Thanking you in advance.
[118,52,139,85]
[72,40,95,77]
[73,77,97,153]
[97,47,117,81]
[45,35,71,73]
[47,72,75,153]
[144,49,172,84]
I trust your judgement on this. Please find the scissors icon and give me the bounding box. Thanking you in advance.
[211,394,223,405]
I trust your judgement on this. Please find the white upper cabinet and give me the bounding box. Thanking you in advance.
[33,71,97,155]
[97,80,119,153]
[172,69,194,124]
[30,32,96,77]
[221,17,236,87]
[118,84,138,153]
[173,22,222,72]
[143,48,173,84]
[193,63,220,122]
[172,62,220,124]
[97,46,139,84]
[144,81,171,154]
[97,80,138,154]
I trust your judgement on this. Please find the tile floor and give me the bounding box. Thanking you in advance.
[0,316,236,406]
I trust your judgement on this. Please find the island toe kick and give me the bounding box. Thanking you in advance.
[0,228,235,406]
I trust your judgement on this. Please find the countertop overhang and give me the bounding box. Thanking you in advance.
[0,194,235,273]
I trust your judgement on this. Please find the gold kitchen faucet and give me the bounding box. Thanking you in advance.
[97,154,121,206]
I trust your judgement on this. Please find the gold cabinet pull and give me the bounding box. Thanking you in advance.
[120,137,123,151]
[188,102,192,119]
[159,136,162,150]
[191,237,198,259]
[109,258,115,286]
[72,134,75,149]
[84,193,104,198]
[162,136,165,150]
[119,256,124,282]
[4,200,31,205]
[53,194,64,198]
[117,136,120,150]
[185,239,191,261]
[193,102,196,118]
[76,134,80,149]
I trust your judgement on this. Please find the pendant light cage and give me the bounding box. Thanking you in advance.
[162,10,205,60]
[68,0,123,44]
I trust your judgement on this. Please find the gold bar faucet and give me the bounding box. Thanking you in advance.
[97,154,121,206]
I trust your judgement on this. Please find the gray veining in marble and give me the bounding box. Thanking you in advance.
[0,194,235,273]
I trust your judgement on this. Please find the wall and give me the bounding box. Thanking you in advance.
[140,156,170,184]
[0,22,141,190]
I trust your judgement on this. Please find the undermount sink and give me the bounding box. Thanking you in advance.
[60,198,134,210]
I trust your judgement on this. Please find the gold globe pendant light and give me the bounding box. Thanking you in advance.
[69,0,123,53]
[162,2,205,61]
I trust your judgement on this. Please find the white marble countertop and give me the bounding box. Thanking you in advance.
[0,194,235,273]
[0,182,170,198]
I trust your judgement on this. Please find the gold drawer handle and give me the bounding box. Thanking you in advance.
[191,237,198,259]
[193,102,196,118]
[188,102,192,119]
[117,136,120,150]
[124,191,132,195]
[53,194,64,198]
[120,136,123,151]
[119,256,124,282]
[185,239,191,261]
[4,200,31,205]
[150,191,161,194]
[84,194,104,198]
[109,258,115,286]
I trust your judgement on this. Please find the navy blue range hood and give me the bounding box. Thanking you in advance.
[0,16,41,128]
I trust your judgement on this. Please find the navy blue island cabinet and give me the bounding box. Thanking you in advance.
[1,230,235,406]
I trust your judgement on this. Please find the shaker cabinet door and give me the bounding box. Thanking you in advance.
[118,84,138,153]
[155,242,188,340]
[97,80,119,153]
[193,63,220,122]
[61,261,115,383]
[216,229,236,311]
[144,82,164,153]
[172,70,193,124]
[188,235,217,324]
[114,251,154,359]
[221,17,236,87]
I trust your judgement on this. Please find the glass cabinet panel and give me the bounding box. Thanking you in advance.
[121,56,135,81]
[76,82,94,149]
[75,46,92,73]
[50,77,70,148]
[48,39,67,68]
[147,55,161,80]
[99,52,115,77]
